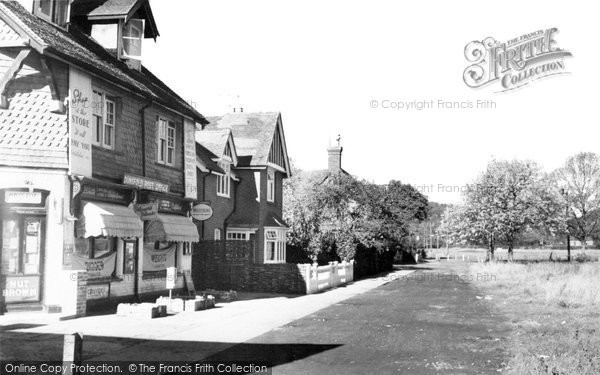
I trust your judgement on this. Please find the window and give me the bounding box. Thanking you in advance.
[214,228,221,241]
[264,229,286,263]
[1,218,42,275]
[267,169,275,202]
[157,119,175,166]
[217,162,230,197]
[92,91,116,149]
[34,0,69,27]
[104,99,115,149]
[226,231,248,241]
[122,19,144,59]
[123,240,136,274]
[75,236,117,259]
[224,144,232,159]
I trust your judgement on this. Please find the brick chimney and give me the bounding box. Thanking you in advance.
[327,145,343,172]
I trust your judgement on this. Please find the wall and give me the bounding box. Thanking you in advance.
[192,240,307,294]
[195,171,235,240]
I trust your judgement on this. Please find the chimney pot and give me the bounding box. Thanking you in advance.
[327,146,343,172]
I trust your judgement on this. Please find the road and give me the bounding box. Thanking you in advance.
[207,261,511,374]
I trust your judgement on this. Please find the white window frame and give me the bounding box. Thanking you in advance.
[264,228,286,264]
[226,230,249,241]
[214,228,221,241]
[267,169,275,203]
[216,162,231,198]
[157,118,175,166]
[91,91,115,150]
[122,19,145,59]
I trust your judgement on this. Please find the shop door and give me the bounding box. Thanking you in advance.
[1,216,44,303]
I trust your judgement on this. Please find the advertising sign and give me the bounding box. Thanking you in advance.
[4,191,42,204]
[166,266,177,290]
[133,202,159,221]
[2,276,40,303]
[86,284,110,300]
[123,174,169,193]
[142,244,176,271]
[68,67,93,177]
[191,203,213,221]
[71,252,116,278]
[183,118,198,199]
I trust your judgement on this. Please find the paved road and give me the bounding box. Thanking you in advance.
[208,261,511,374]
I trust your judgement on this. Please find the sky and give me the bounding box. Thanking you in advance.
[136,1,599,203]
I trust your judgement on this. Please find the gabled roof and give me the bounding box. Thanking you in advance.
[71,0,159,39]
[205,112,291,176]
[0,1,204,123]
[195,128,238,166]
[195,143,224,174]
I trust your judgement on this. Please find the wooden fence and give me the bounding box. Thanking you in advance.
[301,260,355,294]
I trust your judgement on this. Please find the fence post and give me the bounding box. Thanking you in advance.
[63,333,83,375]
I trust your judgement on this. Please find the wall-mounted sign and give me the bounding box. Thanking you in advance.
[2,276,40,303]
[191,203,213,221]
[142,244,176,271]
[80,184,129,204]
[123,174,169,193]
[183,119,198,199]
[68,67,93,177]
[71,253,116,279]
[133,202,158,221]
[86,284,110,300]
[4,191,42,204]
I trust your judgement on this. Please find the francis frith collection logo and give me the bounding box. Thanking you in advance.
[463,28,572,92]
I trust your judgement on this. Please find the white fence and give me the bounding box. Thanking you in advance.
[301,260,355,294]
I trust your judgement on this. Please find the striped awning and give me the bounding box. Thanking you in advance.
[145,214,200,243]
[77,201,143,238]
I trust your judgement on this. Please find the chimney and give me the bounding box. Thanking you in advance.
[327,145,343,172]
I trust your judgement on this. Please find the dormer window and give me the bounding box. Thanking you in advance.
[122,19,144,59]
[34,0,70,27]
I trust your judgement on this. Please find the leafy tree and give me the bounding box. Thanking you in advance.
[553,152,600,250]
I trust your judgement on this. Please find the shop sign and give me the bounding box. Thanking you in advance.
[142,244,176,271]
[166,267,177,290]
[4,191,42,204]
[68,67,93,177]
[81,185,129,204]
[71,253,116,278]
[191,203,213,221]
[2,276,40,303]
[86,284,110,300]
[123,174,169,193]
[133,202,159,221]
[183,119,198,199]
[157,198,186,215]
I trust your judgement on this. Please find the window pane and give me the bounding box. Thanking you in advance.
[39,0,52,15]
[104,125,113,146]
[94,116,102,143]
[93,237,112,258]
[267,242,275,260]
[167,148,173,164]
[1,220,20,275]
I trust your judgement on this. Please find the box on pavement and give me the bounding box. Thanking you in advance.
[117,303,159,319]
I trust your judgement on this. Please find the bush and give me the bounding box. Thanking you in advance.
[574,252,594,263]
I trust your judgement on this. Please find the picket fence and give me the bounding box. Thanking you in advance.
[301,260,355,294]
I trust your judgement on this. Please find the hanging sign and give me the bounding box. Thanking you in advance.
[133,202,159,221]
[191,203,213,221]
[183,118,198,199]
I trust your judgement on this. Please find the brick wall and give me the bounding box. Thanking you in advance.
[192,240,307,294]
[195,171,235,240]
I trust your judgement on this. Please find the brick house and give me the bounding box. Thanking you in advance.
[0,0,204,315]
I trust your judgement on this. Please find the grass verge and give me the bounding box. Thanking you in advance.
[469,261,600,374]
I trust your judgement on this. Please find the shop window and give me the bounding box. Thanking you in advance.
[75,236,117,259]
[264,229,286,264]
[1,218,42,275]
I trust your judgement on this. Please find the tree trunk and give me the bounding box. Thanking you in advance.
[486,235,495,262]
[507,241,514,262]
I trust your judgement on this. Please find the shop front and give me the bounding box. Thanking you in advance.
[0,188,50,311]
[70,178,143,308]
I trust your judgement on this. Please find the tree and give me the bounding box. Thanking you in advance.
[553,152,600,251]
[461,160,554,261]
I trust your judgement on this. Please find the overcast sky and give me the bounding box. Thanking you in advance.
[139,1,597,203]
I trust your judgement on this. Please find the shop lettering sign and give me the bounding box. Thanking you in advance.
[142,244,176,271]
[133,202,159,221]
[123,174,169,193]
[86,284,109,300]
[81,185,128,204]
[2,276,40,303]
[4,191,42,204]
[72,252,116,278]
[68,68,93,177]
[183,119,198,199]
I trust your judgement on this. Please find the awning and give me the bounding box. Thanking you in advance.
[77,201,143,238]
[145,214,200,243]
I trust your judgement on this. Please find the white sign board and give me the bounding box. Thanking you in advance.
[183,118,198,199]
[68,68,93,177]
[5,191,42,204]
[166,266,177,290]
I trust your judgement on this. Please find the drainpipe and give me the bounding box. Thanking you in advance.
[200,172,207,239]
[139,100,153,177]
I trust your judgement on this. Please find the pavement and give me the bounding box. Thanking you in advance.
[0,267,415,362]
